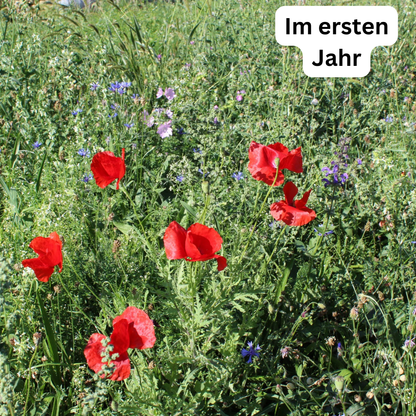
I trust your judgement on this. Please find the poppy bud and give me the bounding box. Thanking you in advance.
[202,181,210,194]
[334,376,344,393]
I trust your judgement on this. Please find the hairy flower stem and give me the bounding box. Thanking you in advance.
[23,344,39,416]
[238,160,280,264]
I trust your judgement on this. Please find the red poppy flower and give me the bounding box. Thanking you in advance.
[84,319,131,381]
[164,221,227,271]
[22,232,63,282]
[84,307,155,381]
[90,148,126,190]
[248,141,303,186]
[270,181,316,226]
[112,306,156,350]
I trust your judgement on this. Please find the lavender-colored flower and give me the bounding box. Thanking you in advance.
[143,110,155,127]
[154,108,164,114]
[357,158,362,165]
[90,82,99,91]
[165,109,173,119]
[193,148,202,154]
[156,88,164,99]
[157,121,172,138]
[165,88,176,101]
[190,40,195,45]
[241,341,261,363]
[213,117,219,125]
[412,306,416,315]
[110,103,119,110]
[384,116,394,123]
[185,63,191,69]
[404,337,416,349]
[236,90,245,102]
[82,173,93,183]
[124,123,134,129]
[78,148,90,157]
[108,113,118,118]
[132,94,140,100]
[105,137,111,144]
[198,168,209,177]
[404,97,410,103]
[32,141,42,149]
[232,172,244,181]
[157,54,162,60]
[120,82,131,89]
[214,105,218,110]
[176,175,184,182]
[72,108,82,116]
[337,342,343,358]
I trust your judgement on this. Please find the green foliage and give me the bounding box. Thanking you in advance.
[0,0,416,414]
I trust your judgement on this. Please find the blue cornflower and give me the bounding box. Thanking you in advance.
[124,123,134,129]
[337,342,343,358]
[198,168,209,178]
[78,148,90,157]
[176,175,184,182]
[384,116,394,123]
[32,141,42,149]
[109,82,122,92]
[72,108,82,116]
[108,113,118,118]
[90,82,99,91]
[241,341,261,364]
[213,117,219,125]
[357,158,362,165]
[82,173,93,183]
[193,148,202,154]
[232,172,244,181]
[132,94,140,100]
[120,82,131,89]
[110,103,119,110]
[177,128,185,135]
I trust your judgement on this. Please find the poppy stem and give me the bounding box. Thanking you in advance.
[237,160,280,264]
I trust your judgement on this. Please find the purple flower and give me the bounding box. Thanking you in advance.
[241,341,261,363]
[156,88,164,99]
[232,172,244,181]
[124,123,134,129]
[157,121,172,138]
[165,88,176,101]
[132,94,140,100]
[32,141,42,149]
[108,113,118,118]
[143,110,155,127]
[404,337,416,349]
[412,307,416,315]
[337,342,343,358]
[384,116,394,123]
[176,175,184,182]
[154,108,164,114]
[120,82,131,89]
[109,82,122,92]
[72,109,82,116]
[78,148,90,157]
[357,158,362,165]
[185,63,191,69]
[90,82,99,91]
[190,41,195,45]
[177,128,185,135]
[404,97,410,103]
[165,109,173,119]
[236,90,245,101]
[193,148,202,154]
[110,103,119,110]
[198,168,209,177]
[82,173,93,183]
[214,105,218,110]
[157,54,162,60]
[213,117,219,125]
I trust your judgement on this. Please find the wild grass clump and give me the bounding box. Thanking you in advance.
[1,0,416,414]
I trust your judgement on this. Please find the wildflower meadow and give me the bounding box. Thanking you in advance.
[0,0,416,414]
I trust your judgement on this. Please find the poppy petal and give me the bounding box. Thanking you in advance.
[21,259,55,283]
[270,201,316,226]
[185,223,223,258]
[84,333,107,374]
[164,221,187,260]
[279,147,303,173]
[283,181,298,206]
[113,307,156,350]
[110,319,130,355]
[108,352,131,381]
[295,190,312,209]
[248,141,284,186]
[213,255,227,271]
[91,150,126,189]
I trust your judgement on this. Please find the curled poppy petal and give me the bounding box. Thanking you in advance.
[113,307,156,350]
[91,149,125,190]
[163,222,227,270]
[248,141,303,186]
[22,232,63,282]
[270,181,316,226]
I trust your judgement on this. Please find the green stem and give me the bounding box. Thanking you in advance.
[23,345,39,416]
